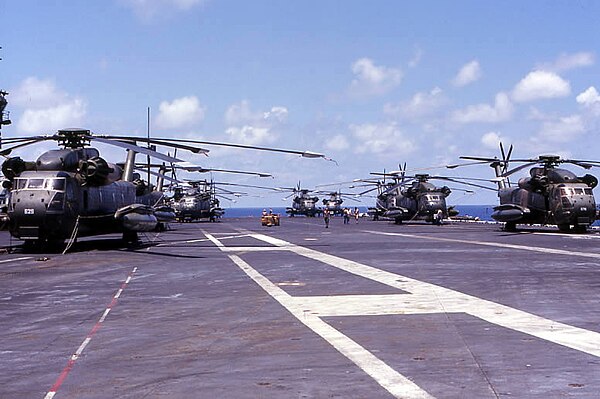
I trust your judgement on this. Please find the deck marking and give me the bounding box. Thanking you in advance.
[0,256,33,264]
[247,233,600,358]
[204,232,433,399]
[44,266,138,399]
[367,230,600,260]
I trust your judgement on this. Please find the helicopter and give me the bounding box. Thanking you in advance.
[0,128,329,248]
[281,183,322,217]
[356,164,489,224]
[171,180,225,222]
[452,144,600,232]
[139,163,275,223]
[318,190,361,216]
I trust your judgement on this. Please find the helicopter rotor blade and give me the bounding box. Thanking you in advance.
[133,167,182,184]
[433,176,497,191]
[500,162,538,178]
[103,135,332,161]
[90,137,185,164]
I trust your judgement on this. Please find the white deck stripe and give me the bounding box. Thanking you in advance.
[0,256,34,264]
[367,230,600,259]
[248,233,600,358]
[228,252,433,399]
[204,232,433,398]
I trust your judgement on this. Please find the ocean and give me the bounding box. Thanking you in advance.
[222,205,497,221]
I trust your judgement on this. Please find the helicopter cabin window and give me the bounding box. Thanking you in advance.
[573,188,585,195]
[560,188,571,196]
[13,178,27,190]
[584,188,593,195]
[27,179,45,189]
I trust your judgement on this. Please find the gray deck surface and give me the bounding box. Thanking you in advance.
[1,217,599,398]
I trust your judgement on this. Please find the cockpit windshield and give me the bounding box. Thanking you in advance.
[13,177,66,191]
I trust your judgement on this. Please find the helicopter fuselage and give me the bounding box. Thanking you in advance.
[287,194,321,217]
[495,183,596,230]
[173,191,222,222]
[7,170,163,241]
[372,180,450,223]
[492,166,597,231]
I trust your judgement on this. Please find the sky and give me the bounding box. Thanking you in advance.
[1,0,600,207]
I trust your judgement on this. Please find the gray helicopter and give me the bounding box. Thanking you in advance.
[318,190,361,216]
[355,164,490,224]
[452,144,599,232]
[0,129,329,248]
[281,183,322,217]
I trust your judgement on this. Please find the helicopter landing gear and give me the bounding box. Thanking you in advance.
[122,231,140,247]
[394,218,403,224]
[504,222,517,232]
[22,238,67,253]
[557,224,571,232]
[573,225,588,234]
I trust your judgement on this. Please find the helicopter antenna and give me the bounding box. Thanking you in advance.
[0,47,13,148]
[147,107,151,186]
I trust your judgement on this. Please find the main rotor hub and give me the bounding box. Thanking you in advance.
[56,128,92,148]
[538,155,561,167]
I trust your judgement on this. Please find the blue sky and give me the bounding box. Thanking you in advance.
[2,0,600,207]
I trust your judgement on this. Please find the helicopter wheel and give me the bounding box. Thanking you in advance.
[394,218,403,225]
[122,231,140,246]
[504,222,517,232]
[573,225,587,234]
[557,224,571,232]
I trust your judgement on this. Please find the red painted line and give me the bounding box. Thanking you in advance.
[44,266,138,399]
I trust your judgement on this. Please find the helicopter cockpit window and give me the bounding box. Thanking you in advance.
[13,178,27,190]
[46,178,66,191]
[584,188,593,195]
[27,179,45,189]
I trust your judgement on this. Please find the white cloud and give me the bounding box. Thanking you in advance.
[324,134,350,151]
[481,131,503,150]
[451,92,513,124]
[120,0,206,21]
[155,96,205,129]
[408,46,423,68]
[384,87,444,120]
[11,77,68,108]
[348,58,402,98]
[11,77,87,134]
[452,60,482,87]
[541,52,595,72]
[224,100,287,145]
[19,100,87,134]
[349,122,416,155]
[576,86,600,106]
[536,115,584,143]
[511,70,570,103]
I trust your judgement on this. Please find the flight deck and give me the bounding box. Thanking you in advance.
[1,217,599,398]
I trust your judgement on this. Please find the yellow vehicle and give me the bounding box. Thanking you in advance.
[261,214,280,226]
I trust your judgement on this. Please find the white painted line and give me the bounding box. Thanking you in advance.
[227,253,433,399]
[99,308,111,323]
[367,230,600,260]
[114,288,124,299]
[204,233,225,248]
[0,256,33,264]
[249,233,600,358]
